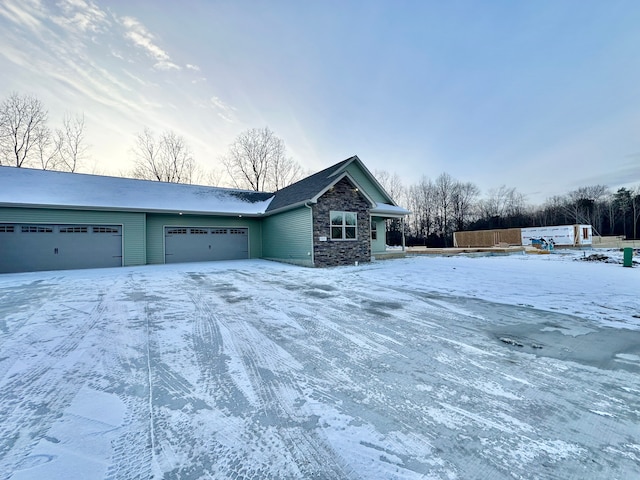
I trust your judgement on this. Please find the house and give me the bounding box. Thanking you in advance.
[0,156,409,273]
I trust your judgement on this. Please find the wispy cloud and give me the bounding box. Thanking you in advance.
[0,0,43,32]
[186,64,200,71]
[210,96,237,123]
[120,16,180,70]
[53,0,109,33]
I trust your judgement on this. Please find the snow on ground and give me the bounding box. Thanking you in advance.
[0,250,638,479]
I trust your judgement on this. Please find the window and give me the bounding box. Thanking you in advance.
[230,229,246,235]
[0,225,14,233]
[211,229,227,235]
[190,228,208,235]
[59,226,88,233]
[167,228,187,235]
[93,226,119,233]
[22,226,53,233]
[583,227,590,240]
[330,211,357,240]
[371,220,377,240]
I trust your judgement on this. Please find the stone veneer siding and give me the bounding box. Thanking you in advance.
[312,177,371,267]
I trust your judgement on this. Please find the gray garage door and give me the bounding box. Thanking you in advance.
[164,227,249,264]
[0,224,122,273]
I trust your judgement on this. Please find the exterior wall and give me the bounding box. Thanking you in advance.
[521,225,575,246]
[145,213,262,264]
[454,228,522,247]
[0,207,146,266]
[262,207,314,266]
[370,217,387,254]
[344,162,390,204]
[577,225,593,245]
[312,177,371,267]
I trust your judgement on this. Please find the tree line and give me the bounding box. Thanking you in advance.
[376,171,640,246]
[0,92,305,191]
[0,93,86,172]
[2,92,638,242]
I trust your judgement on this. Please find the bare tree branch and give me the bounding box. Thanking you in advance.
[0,93,48,167]
[131,128,198,184]
[222,127,302,191]
[56,113,87,173]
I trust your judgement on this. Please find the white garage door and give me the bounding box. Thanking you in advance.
[0,224,122,273]
[164,227,249,264]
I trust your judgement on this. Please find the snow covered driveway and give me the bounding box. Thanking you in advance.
[0,253,639,479]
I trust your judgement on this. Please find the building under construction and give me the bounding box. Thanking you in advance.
[453,224,593,248]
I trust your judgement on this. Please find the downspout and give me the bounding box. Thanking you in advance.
[305,202,315,266]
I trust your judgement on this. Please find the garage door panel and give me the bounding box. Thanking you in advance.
[0,224,122,273]
[164,227,248,264]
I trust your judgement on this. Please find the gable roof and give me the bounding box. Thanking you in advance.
[265,157,353,212]
[266,155,407,215]
[0,156,409,217]
[0,166,273,216]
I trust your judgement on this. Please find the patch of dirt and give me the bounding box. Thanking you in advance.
[577,253,619,264]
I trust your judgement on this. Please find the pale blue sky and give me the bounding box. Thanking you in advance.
[1,0,638,203]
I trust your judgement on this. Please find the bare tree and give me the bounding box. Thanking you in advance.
[405,176,436,241]
[434,172,455,244]
[480,185,525,219]
[55,114,87,173]
[270,155,303,191]
[374,169,405,202]
[222,127,302,191]
[0,93,48,167]
[451,181,480,231]
[35,124,60,170]
[632,187,640,240]
[132,128,198,183]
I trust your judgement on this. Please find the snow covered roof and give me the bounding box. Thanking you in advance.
[0,167,274,216]
[370,203,411,217]
[0,158,410,218]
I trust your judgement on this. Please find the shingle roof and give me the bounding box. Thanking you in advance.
[265,156,355,212]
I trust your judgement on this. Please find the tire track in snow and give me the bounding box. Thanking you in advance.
[189,287,252,414]
[0,278,125,478]
[186,272,354,479]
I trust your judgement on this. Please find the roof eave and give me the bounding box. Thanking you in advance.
[0,202,267,217]
[264,199,316,216]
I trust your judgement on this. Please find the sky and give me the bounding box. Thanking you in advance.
[1,0,639,204]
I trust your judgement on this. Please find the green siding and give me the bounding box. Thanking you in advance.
[345,163,392,205]
[370,217,387,253]
[262,207,313,266]
[145,214,262,264]
[0,207,146,266]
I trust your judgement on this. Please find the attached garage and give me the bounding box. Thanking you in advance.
[164,226,249,264]
[0,223,122,273]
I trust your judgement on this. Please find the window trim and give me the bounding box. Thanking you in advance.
[330,211,357,241]
[371,219,377,240]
